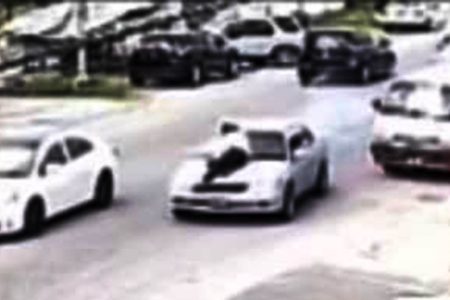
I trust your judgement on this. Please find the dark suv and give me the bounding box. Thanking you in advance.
[297,28,397,86]
[128,31,240,86]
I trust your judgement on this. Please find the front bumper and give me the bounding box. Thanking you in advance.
[0,207,23,234]
[370,142,450,170]
[170,195,282,214]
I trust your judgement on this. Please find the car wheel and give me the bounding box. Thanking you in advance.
[172,209,191,220]
[278,183,296,221]
[381,164,400,176]
[313,162,330,196]
[272,48,300,66]
[298,69,312,86]
[225,56,240,79]
[93,171,114,209]
[190,64,204,87]
[130,74,145,87]
[24,199,45,236]
[359,65,371,84]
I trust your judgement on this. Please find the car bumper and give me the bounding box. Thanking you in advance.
[130,64,190,80]
[170,195,282,214]
[370,142,450,170]
[0,207,23,234]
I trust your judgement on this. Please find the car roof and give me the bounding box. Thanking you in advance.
[218,117,306,134]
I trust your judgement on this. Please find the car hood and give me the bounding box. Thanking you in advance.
[174,158,287,186]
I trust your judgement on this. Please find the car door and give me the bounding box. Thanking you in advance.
[226,20,275,56]
[64,136,97,205]
[37,141,75,214]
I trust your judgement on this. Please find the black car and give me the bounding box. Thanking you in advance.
[297,28,397,86]
[128,31,240,86]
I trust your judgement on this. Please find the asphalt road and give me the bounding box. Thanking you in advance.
[0,33,449,300]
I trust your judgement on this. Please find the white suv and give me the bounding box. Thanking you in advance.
[214,17,305,66]
[370,77,450,173]
[0,125,119,236]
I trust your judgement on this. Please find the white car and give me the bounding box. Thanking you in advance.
[207,16,305,66]
[370,77,450,173]
[374,1,447,31]
[169,118,331,220]
[0,125,119,236]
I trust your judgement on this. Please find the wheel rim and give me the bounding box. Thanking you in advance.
[277,50,297,65]
[230,60,238,75]
[192,66,201,84]
[362,67,370,83]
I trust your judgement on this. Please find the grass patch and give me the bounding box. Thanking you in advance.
[312,7,378,29]
[1,73,133,100]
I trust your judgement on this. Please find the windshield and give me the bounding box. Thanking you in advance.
[273,17,300,33]
[247,131,286,161]
[0,143,37,178]
[379,80,450,119]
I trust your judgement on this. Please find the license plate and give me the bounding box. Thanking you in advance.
[210,199,229,209]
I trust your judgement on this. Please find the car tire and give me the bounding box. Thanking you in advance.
[278,183,296,221]
[24,199,45,237]
[172,209,190,220]
[190,64,204,87]
[93,171,114,209]
[272,47,300,66]
[130,74,145,87]
[225,56,240,79]
[313,161,330,196]
[298,69,312,86]
[381,164,400,176]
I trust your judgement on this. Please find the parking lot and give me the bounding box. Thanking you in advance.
[1,1,450,300]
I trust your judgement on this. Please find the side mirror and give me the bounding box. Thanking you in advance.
[44,163,63,177]
[372,98,383,111]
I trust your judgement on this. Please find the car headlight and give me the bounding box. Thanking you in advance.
[4,192,20,206]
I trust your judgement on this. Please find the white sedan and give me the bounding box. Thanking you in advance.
[169,118,331,221]
[0,125,119,236]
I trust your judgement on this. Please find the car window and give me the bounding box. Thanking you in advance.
[247,131,287,161]
[65,137,94,160]
[225,20,275,39]
[273,17,300,33]
[39,142,67,176]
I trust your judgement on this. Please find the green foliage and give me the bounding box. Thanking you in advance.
[4,74,132,99]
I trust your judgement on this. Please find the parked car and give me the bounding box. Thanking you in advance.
[370,77,450,174]
[0,125,119,236]
[128,31,240,87]
[210,16,305,66]
[169,117,331,221]
[374,1,447,31]
[297,27,397,86]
